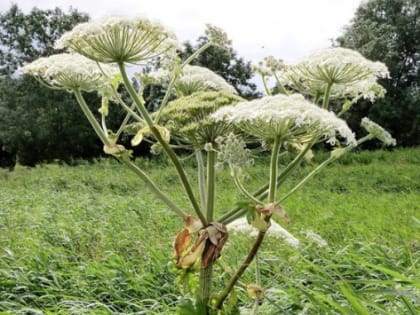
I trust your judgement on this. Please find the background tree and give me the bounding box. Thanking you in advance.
[337,0,420,146]
[179,25,259,99]
[0,5,108,166]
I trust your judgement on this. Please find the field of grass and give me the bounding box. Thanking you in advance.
[0,148,419,314]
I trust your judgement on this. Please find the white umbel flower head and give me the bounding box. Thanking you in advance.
[145,65,237,96]
[286,48,389,101]
[21,53,118,91]
[212,93,356,146]
[361,117,396,146]
[55,16,179,64]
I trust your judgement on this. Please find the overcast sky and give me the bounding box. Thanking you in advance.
[1,0,363,64]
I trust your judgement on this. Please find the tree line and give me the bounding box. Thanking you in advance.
[1,0,419,168]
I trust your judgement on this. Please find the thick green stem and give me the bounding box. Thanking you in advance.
[215,231,266,310]
[322,83,332,109]
[196,151,207,212]
[268,137,281,203]
[200,264,213,314]
[118,62,206,225]
[74,90,110,145]
[206,150,216,222]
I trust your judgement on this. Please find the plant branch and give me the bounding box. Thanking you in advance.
[118,62,206,225]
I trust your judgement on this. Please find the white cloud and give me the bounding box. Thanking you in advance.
[1,0,362,64]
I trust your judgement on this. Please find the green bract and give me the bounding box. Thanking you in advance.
[55,16,179,64]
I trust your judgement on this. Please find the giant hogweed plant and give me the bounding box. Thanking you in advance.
[22,16,396,314]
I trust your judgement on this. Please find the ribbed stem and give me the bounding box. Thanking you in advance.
[206,150,216,222]
[322,83,332,109]
[268,137,281,203]
[196,151,207,212]
[200,264,213,314]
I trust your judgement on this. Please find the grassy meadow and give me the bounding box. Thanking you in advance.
[0,148,419,314]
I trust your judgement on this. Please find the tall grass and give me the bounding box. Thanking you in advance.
[0,148,419,314]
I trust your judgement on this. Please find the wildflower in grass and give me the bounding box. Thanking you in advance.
[55,16,179,64]
[212,93,356,146]
[304,230,329,248]
[285,48,389,101]
[228,217,300,248]
[145,65,237,96]
[361,117,397,146]
[21,53,118,92]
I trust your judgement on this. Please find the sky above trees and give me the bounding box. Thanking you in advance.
[0,0,363,64]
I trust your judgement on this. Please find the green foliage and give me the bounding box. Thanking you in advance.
[337,0,420,146]
[0,5,117,166]
[0,149,419,313]
[0,4,89,76]
[180,25,259,99]
[0,75,103,166]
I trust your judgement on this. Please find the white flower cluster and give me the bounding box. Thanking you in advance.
[55,16,179,64]
[212,94,356,146]
[145,65,237,95]
[304,230,328,248]
[361,117,396,146]
[228,217,300,248]
[21,53,118,91]
[285,48,389,101]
